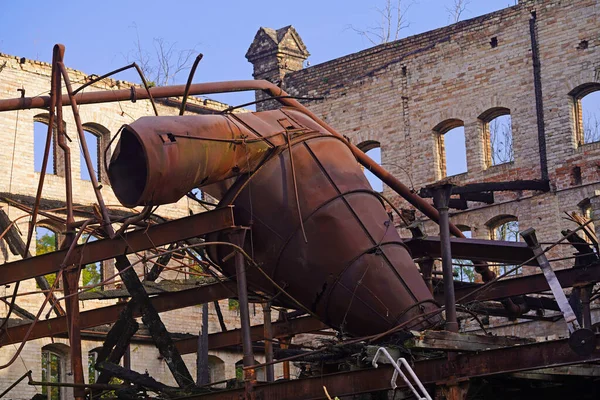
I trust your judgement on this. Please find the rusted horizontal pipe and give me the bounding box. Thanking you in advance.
[0,79,462,237]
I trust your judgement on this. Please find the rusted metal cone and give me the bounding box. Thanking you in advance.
[109,108,441,336]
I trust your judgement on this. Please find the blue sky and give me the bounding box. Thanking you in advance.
[0,0,516,106]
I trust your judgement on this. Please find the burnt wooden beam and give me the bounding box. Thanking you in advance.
[460,192,494,204]
[96,362,178,395]
[405,330,535,352]
[419,180,550,198]
[114,255,195,388]
[0,298,35,320]
[0,208,64,317]
[213,301,228,332]
[95,303,139,386]
[145,243,176,282]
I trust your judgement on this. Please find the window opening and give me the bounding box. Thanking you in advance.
[41,350,62,400]
[80,234,103,291]
[34,120,55,174]
[580,90,600,145]
[357,141,383,192]
[37,226,58,287]
[80,129,100,181]
[452,228,474,282]
[443,126,467,176]
[490,217,521,275]
[364,147,383,192]
[488,114,513,166]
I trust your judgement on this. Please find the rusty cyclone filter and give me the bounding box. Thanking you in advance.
[108,108,441,336]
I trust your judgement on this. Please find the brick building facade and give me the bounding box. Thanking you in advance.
[246,0,600,337]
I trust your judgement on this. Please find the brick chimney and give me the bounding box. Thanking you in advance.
[246,26,309,110]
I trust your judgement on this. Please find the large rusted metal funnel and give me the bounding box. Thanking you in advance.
[108,108,441,336]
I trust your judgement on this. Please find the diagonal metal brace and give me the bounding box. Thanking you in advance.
[372,347,432,400]
[520,228,580,333]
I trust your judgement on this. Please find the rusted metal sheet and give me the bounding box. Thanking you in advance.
[189,335,600,400]
[0,281,235,347]
[0,206,235,286]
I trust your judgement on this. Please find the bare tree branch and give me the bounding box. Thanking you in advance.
[490,115,514,165]
[347,0,412,45]
[126,23,199,87]
[447,0,471,23]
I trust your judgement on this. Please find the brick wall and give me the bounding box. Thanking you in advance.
[246,0,600,336]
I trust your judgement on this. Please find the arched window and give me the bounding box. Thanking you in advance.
[575,199,596,246]
[81,123,110,182]
[433,119,467,178]
[357,141,383,192]
[36,225,59,288]
[208,355,226,386]
[33,115,56,175]
[571,83,600,146]
[88,349,100,384]
[452,226,475,282]
[41,343,69,400]
[479,108,514,167]
[488,215,521,275]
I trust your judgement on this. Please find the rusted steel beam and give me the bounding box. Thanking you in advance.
[435,264,600,304]
[174,316,327,355]
[405,236,538,266]
[0,281,235,347]
[0,206,235,286]
[189,335,600,400]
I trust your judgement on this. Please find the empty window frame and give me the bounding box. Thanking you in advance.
[80,234,103,291]
[571,83,600,146]
[357,140,383,192]
[36,225,59,288]
[488,215,521,275]
[452,226,475,282]
[41,345,68,400]
[33,116,56,175]
[80,123,109,182]
[433,119,467,178]
[480,108,514,167]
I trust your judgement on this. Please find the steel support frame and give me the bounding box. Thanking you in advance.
[174,316,327,354]
[0,281,236,346]
[0,206,235,286]
[189,335,600,400]
[439,263,600,304]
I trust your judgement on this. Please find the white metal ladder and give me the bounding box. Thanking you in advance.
[371,347,432,400]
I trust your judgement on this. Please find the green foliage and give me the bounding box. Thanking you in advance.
[82,262,102,291]
[36,229,57,288]
[228,299,239,311]
[80,234,102,291]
